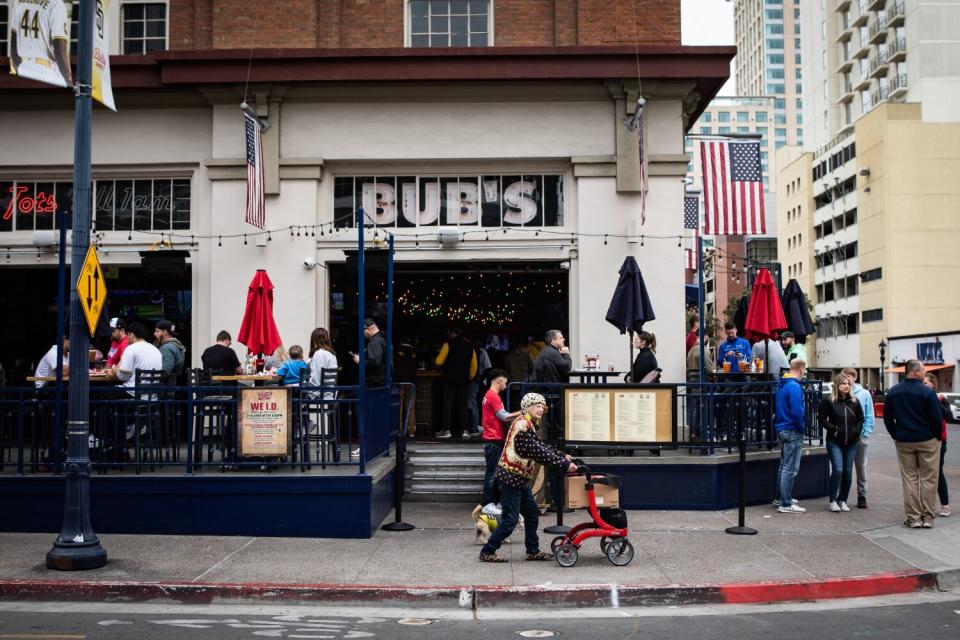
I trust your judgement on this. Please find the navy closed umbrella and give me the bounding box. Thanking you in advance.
[732,293,750,339]
[782,279,816,342]
[605,256,656,368]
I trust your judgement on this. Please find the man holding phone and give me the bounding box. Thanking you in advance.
[351,318,387,387]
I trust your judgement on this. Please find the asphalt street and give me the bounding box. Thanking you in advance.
[0,593,959,640]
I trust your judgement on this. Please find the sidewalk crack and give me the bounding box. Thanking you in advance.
[191,537,257,582]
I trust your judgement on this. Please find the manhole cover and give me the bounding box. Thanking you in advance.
[517,631,555,638]
[397,618,433,626]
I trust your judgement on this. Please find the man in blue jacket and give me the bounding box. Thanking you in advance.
[883,360,943,528]
[774,358,807,513]
[717,322,751,372]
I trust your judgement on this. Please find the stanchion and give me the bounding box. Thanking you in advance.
[382,430,415,532]
[544,435,571,534]
[725,424,757,536]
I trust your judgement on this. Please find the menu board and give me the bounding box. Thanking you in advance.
[565,390,612,442]
[564,386,674,443]
[238,387,291,457]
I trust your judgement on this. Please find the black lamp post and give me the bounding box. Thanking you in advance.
[878,339,887,393]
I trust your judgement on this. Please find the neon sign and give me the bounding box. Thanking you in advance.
[2,185,58,221]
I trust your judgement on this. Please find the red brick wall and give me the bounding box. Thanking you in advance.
[167,0,680,50]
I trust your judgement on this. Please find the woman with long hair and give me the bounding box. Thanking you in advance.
[819,373,864,512]
[308,328,338,397]
[627,331,659,383]
[923,373,950,517]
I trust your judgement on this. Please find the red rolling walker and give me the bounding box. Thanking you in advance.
[550,459,634,567]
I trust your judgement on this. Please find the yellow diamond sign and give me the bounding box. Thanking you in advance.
[77,245,107,337]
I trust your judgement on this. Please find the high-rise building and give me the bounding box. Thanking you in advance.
[735,0,804,149]
[778,0,960,389]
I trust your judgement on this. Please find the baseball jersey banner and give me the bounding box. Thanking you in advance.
[7,0,73,89]
[91,0,116,111]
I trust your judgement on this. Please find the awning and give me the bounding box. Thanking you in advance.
[885,364,955,373]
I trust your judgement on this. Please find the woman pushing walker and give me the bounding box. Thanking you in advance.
[479,393,577,563]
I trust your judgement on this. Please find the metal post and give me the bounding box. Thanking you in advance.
[357,207,366,476]
[385,234,394,387]
[46,0,107,570]
[697,234,707,448]
[381,430,415,531]
[53,211,68,475]
[724,419,757,536]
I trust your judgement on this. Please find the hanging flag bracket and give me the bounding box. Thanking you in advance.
[624,96,645,130]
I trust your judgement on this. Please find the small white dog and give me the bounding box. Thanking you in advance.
[471,505,520,545]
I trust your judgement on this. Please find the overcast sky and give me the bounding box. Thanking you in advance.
[681,0,736,95]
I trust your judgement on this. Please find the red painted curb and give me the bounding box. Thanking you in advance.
[0,570,938,608]
[720,570,938,604]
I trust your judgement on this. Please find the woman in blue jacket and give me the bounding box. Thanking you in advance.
[819,373,864,512]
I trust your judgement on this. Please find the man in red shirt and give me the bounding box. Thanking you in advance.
[106,317,129,367]
[480,368,519,515]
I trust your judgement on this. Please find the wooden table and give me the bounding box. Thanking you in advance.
[27,374,116,383]
[211,375,281,385]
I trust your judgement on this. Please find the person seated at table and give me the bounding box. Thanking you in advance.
[34,337,69,388]
[106,318,129,367]
[717,322,751,372]
[111,323,163,397]
[264,344,289,371]
[308,327,339,400]
[276,345,309,386]
[201,330,242,375]
[752,335,790,375]
[626,331,659,383]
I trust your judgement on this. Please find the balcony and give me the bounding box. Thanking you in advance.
[854,66,872,91]
[868,22,887,45]
[836,55,855,73]
[839,79,856,102]
[889,36,907,62]
[852,1,870,26]
[869,57,888,78]
[836,23,854,42]
[867,0,886,10]
[887,0,906,27]
[836,0,852,10]
[890,73,908,98]
[852,35,871,58]
[877,85,890,104]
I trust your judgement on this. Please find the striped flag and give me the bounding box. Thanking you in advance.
[699,140,766,235]
[636,103,648,225]
[684,194,699,270]
[685,249,698,270]
[244,111,266,229]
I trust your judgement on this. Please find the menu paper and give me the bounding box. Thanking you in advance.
[566,390,611,441]
[614,391,657,442]
[239,387,290,457]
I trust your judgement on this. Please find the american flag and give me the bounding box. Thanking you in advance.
[684,194,699,270]
[699,140,766,235]
[244,111,265,229]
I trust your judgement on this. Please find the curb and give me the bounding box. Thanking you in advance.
[0,570,942,609]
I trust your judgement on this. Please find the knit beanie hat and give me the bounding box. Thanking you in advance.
[520,393,547,412]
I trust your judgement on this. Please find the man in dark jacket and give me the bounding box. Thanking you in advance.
[883,359,943,528]
[433,327,477,439]
[533,330,571,383]
[352,318,387,388]
[533,329,571,510]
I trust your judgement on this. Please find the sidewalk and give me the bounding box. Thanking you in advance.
[1,435,957,608]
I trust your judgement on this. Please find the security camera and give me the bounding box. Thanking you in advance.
[859,167,870,177]
[303,257,317,270]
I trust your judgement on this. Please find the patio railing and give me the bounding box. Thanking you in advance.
[0,382,406,476]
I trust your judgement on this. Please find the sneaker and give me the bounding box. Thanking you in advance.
[839,501,850,512]
[772,498,800,507]
[465,430,482,439]
[903,520,922,528]
[435,430,452,439]
[939,506,951,517]
[778,504,806,514]
[922,520,935,529]
[828,501,841,512]
[857,496,868,509]
[481,503,502,516]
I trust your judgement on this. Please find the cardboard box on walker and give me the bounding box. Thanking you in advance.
[565,476,620,508]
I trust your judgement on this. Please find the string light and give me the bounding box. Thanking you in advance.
[127,230,132,242]
[677,236,682,248]
[290,226,295,237]
[603,235,608,245]
[243,234,248,245]
[218,236,222,247]
[267,230,272,242]
[641,235,645,247]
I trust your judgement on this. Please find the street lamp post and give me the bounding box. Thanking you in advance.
[878,339,887,393]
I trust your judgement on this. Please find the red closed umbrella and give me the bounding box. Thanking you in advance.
[237,269,282,356]
[745,268,788,374]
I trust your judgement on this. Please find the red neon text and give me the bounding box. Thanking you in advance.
[2,186,58,221]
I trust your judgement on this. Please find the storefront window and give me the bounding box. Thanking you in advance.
[0,178,191,232]
[334,174,564,229]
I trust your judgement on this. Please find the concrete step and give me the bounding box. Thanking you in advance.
[408,456,485,467]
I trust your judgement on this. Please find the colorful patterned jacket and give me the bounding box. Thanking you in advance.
[496,414,571,489]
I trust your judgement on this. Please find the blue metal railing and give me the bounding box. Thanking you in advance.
[0,382,410,476]
[505,379,823,452]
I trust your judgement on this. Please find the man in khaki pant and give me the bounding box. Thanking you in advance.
[883,360,944,528]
